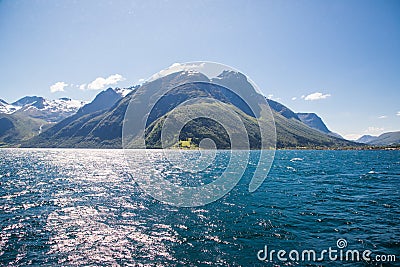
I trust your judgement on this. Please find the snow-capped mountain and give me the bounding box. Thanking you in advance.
[0,86,140,123]
[114,87,132,97]
[17,97,87,123]
[1,96,87,123]
[0,99,22,114]
[356,132,400,145]
[114,85,139,97]
[0,87,142,147]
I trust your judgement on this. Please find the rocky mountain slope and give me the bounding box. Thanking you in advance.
[0,96,86,122]
[296,112,343,138]
[0,88,134,147]
[22,71,357,149]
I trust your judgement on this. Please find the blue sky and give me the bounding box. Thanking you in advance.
[0,0,399,139]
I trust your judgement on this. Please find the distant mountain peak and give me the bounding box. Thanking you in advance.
[114,87,137,97]
[356,135,377,144]
[267,99,300,121]
[173,70,209,83]
[216,70,240,77]
[0,99,22,114]
[297,113,330,133]
[30,98,46,109]
[0,95,86,122]
[212,70,245,83]
[356,132,400,145]
[296,112,343,139]
[12,96,44,107]
[77,87,122,115]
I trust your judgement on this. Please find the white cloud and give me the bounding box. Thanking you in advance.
[87,74,125,90]
[291,97,297,100]
[79,84,87,90]
[301,95,305,99]
[344,126,386,140]
[265,94,281,101]
[170,63,181,68]
[378,115,387,119]
[343,133,362,141]
[397,111,400,116]
[149,62,211,81]
[50,82,68,93]
[364,126,384,135]
[303,92,331,101]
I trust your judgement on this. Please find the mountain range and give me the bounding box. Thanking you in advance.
[5,70,358,149]
[0,96,86,122]
[0,88,136,147]
[1,70,394,149]
[0,96,86,146]
[296,113,343,139]
[356,132,400,146]
[266,101,342,138]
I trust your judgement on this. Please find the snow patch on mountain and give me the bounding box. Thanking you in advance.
[0,100,22,114]
[19,98,87,122]
[114,88,132,97]
[1,96,87,122]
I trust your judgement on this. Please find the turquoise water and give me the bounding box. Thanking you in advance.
[0,149,399,266]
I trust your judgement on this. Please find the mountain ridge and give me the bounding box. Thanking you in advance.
[356,131,400,146]
[296,112,343,139]
[22,71,358,149]
[1,96,86,122]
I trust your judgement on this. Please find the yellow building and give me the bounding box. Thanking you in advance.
[179,138,192,148]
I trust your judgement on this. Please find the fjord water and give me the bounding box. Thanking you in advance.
[0,149,399,266]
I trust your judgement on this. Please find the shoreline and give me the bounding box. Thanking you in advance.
[0,146,399,151]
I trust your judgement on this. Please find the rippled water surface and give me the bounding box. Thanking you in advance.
[0,149,399,266]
